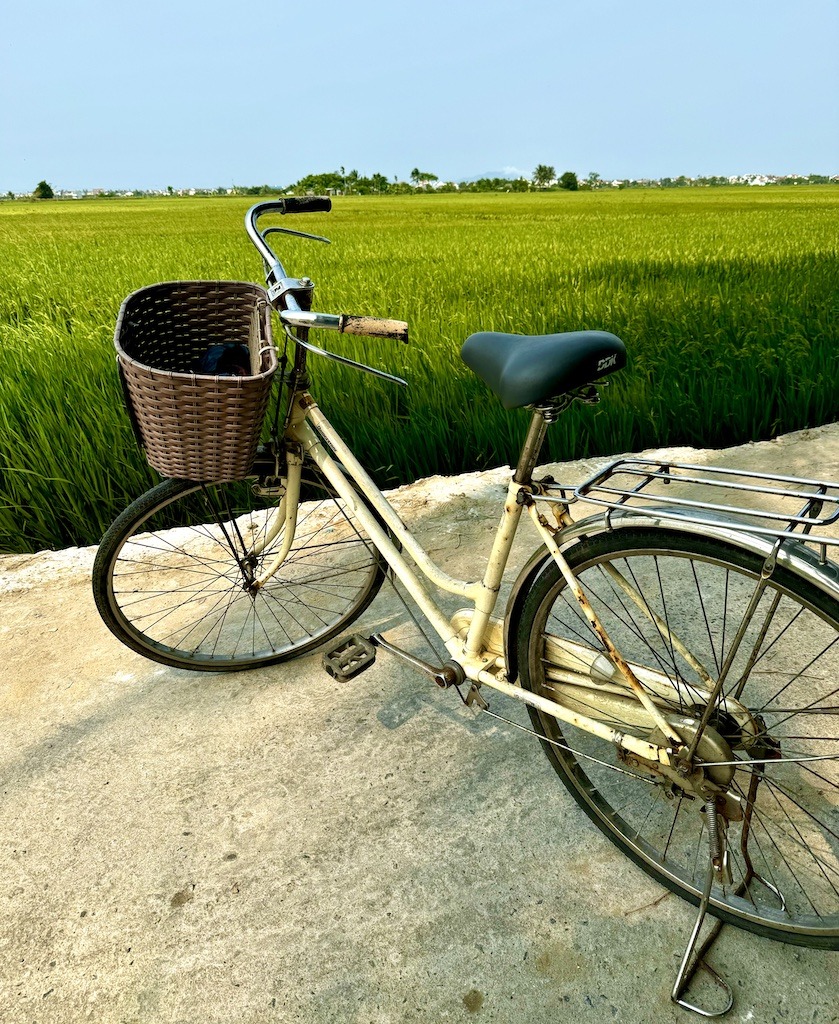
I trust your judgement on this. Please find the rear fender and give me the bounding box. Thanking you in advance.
[502,504,839,684]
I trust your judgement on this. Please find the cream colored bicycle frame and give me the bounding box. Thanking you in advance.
[256,392,695,769]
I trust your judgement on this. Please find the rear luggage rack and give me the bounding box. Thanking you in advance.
[568,458,839,551]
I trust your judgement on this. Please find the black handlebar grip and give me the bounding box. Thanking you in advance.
[281,196,332,215]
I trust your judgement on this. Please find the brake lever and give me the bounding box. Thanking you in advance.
[261,226,331,245]
[287,329,408,387]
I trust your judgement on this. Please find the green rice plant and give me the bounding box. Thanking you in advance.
[0,188,837,553]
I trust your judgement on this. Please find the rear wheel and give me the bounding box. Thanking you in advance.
[93,459,389,671]
[518,527,839,948]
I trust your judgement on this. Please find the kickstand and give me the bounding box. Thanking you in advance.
[671,803,735,1018]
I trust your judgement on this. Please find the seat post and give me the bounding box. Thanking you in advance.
[513,411,549,485]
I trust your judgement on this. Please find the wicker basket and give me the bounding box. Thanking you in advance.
[115,281,277,481]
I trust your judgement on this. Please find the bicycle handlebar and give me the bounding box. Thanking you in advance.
[281,310,409,344]
[339,314,408,343]
[245,197,409,344]
[245,198,332,284]
[282,196,332,215]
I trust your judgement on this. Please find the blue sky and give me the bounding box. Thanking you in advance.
[2,0,837,192]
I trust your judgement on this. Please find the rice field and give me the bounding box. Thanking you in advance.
[1,187,837,553]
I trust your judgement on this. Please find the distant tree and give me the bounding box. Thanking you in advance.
[458,176,530,193]
[410,168,438,187]
[293,171,344,195]
[371,173,390,194]
[33,180,54,199]
[532,164,555,189]
[586,171,601,188]
[559,171,579,191]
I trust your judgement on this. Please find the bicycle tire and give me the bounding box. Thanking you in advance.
[93,460,390,671]
[518,526,839,949]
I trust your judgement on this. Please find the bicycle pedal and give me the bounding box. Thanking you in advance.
[322,634,377,682]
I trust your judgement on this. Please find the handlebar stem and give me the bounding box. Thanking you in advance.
[267,277,314,312]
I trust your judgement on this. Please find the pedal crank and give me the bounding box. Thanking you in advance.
[369,633,465,689]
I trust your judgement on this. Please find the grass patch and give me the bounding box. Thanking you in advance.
[1,188,837,552]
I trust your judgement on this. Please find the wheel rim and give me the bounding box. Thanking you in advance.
[526,533,839,944]
[103,474,385,669]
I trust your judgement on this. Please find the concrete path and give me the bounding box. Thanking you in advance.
[3,426,839,1024]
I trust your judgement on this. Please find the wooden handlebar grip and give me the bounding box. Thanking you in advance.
[340,315,409,344]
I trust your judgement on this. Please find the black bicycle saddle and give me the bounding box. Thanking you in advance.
[461,329,626,410]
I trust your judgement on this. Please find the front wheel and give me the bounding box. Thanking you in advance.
[93,460,389,671]
[518,527,839,948]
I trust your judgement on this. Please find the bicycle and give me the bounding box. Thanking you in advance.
[93,197,839,1017]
